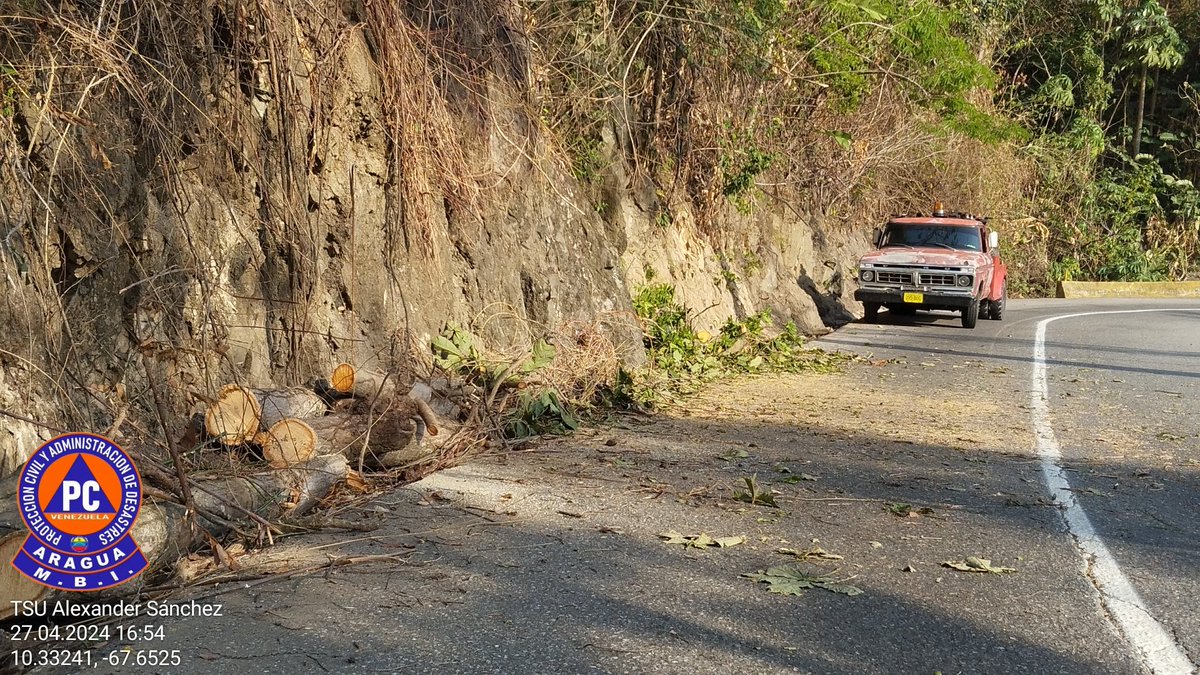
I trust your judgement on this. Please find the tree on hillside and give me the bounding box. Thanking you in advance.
[1121,0,1184,156]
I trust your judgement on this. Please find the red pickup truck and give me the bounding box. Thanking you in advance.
[854,205,1007,329]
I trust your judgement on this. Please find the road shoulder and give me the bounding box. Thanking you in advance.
[82,360,1141,674]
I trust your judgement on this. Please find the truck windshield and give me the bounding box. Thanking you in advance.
[882,224,982,251]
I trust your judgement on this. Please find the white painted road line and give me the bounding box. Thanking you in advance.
[1033,310,1198,675]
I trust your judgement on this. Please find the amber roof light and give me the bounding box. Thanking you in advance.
[933,201,946,216]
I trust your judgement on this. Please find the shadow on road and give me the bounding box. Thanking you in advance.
[139,410,1198,674]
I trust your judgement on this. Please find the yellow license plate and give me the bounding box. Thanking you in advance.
[902,292,924,304]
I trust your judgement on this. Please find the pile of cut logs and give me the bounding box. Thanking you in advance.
[0,364,445,618]
[198,363,440,471]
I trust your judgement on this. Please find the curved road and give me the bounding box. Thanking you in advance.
[30,298,1199,675]
[818,298,1200,674]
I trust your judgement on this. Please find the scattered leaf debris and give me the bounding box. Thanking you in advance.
[659,531,746,549]
[742,565,863,597]
[942,557,1016,574]
[733,474,779,507]
[885,502,934,518]
[776,546,844,561]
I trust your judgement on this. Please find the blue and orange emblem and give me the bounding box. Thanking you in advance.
[11,433,148,590]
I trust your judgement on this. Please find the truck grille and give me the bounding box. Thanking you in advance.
[919,273,956,286]
[876,271,912,285]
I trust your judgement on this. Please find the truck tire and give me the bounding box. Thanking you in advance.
[987,282,1006,320]
[961,300,979,329]
[863,302,880,322]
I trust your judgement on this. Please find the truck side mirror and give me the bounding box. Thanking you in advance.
[988,231,999,250]
[872,227,884,247]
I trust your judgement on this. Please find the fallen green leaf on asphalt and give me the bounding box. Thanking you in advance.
[776,546,844,561]
[942,557,1016,574]
[885,502,934,517]
[733,474,779,507]
[719,449,750,461]
[659,531,745,549]
[742,565,863,597]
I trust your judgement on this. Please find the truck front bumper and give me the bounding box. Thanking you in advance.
[854,288,975,310]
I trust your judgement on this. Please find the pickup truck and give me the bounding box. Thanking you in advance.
[853,205,1007,329]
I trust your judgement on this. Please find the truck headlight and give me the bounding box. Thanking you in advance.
[956,275,973,287]
[860,269,875,282]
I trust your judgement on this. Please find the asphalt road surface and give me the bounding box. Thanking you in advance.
[818,298,1200,674]
[25,297,1200,675]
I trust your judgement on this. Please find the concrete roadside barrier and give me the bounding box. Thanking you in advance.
[1057,280,1200,298]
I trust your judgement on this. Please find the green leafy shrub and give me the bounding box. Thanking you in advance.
[630,283,849,403]
[433,326,578,440]
[719,128,775,199]
[567,135,605,182]
[432,326,557,390]
[506,390,580,438]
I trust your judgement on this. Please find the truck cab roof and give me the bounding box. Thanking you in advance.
[889,216,986,228]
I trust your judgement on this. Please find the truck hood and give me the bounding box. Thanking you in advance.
[859,247,989,268]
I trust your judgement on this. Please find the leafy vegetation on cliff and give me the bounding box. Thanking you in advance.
[630,281,847,403]
[1,0,1195,314]
[430,282,847,439]
[529,0,1200,288]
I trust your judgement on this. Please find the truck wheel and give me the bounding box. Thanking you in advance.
[961,300,979,329]
[863,303,880,322]
[988,282,1007,320]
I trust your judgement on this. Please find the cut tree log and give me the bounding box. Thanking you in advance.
[324,365,398,405]
[331,363,355,394]
[204,385,261,446]
[260,419,317,468]
[301,397,439,469]
[251,387,328,428]
[0,531,48,609]
[0,454,348,620]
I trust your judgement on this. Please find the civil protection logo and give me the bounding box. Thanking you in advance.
[11,433,148,590]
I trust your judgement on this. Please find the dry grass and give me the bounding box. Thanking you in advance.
[541,320,621,406]
[0,4,540,569]
[0,0,513,462]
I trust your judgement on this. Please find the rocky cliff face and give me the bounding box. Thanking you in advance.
[0,2,860,472]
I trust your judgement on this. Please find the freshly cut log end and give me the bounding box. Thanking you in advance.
[0,532,50,620]
[261,419,318,468]
[338,368,397,405]
[205,385,261,446]
[331,363,355,394]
